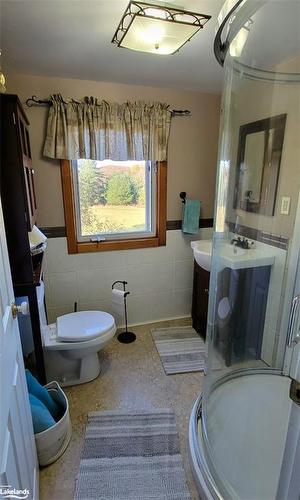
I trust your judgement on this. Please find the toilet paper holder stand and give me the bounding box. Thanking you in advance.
[112,281,136,344]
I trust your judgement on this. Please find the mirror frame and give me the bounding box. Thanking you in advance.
[234,113,287,215]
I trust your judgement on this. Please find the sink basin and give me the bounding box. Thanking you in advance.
[191,239,275,272]
[191,240,212,271]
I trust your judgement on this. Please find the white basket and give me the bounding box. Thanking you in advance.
[34,381,72,467]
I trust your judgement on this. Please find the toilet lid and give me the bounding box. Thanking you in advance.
[57,311,115,342]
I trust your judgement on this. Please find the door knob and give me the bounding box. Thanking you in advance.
[11,301,29,319]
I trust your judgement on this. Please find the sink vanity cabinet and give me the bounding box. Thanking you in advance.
[191,239,275,366]
[191,259,271,363]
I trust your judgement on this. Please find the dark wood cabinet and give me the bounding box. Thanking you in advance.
[0,94,46,383]
[192,261,210,340]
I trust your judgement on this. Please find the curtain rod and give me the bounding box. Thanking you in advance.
[25,95,191,117]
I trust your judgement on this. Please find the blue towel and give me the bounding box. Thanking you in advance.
[29,394,56,434]
[26,370,60,420]
[182,199,201,234]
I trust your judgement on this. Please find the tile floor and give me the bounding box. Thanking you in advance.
[39,318,203,500]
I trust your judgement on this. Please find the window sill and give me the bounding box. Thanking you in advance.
[67,236,165,254]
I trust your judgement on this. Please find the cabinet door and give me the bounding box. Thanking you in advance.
[23,159,37,230]
[17,109,37,230]
[192,262,210,338]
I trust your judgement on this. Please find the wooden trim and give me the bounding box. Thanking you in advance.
[72,236,160,253]
[60,159,78,253]
[156,160,167,246]
[60,159,167,254]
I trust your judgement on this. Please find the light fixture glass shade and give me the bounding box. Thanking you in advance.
[112,2,211,56]
[121,17,200,55]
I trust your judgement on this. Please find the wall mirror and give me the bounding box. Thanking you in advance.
[234,114,287,215]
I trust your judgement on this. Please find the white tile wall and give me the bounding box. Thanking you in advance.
[260,244,288,365]
[43,228,213,325]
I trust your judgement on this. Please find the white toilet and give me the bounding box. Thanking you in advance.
[38,283,116,386]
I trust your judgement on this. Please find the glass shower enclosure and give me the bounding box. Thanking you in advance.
[189,1,300,498]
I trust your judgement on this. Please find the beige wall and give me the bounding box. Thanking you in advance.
[6,73,221,227]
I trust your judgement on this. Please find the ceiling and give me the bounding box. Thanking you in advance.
[0,0,224,92]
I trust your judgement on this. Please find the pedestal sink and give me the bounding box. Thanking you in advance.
[191,239,275,271]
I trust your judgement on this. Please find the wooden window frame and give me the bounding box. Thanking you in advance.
[60,159,167,254]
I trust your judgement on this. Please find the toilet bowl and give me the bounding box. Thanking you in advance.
[38,284,116,386]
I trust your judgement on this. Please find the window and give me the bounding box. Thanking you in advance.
[61,159,167,253]
[74,159,155,241]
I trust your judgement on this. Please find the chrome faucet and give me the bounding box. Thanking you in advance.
[231,236,253,249]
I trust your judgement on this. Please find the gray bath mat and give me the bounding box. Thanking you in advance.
[74,409,191,500]
[152,326,207,375]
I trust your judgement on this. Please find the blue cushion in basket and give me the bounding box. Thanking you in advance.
[26,370,60,420]
[29,394,56,434]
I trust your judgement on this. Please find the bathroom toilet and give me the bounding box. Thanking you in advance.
[38,285,116,386]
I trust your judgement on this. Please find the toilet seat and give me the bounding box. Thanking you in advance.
[57,311,115,342]
[42,323,116,351]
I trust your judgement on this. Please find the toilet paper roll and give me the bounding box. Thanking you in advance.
[111,289,126,319]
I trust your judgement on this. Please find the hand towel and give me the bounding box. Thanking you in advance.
[182,199,201,234]
[26,369,60,420]
[28,394,56,434]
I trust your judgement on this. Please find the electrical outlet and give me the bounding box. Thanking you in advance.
[281,196,291,215]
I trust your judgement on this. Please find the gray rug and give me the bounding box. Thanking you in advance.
[74,409,191,500]
[151,326,207,375]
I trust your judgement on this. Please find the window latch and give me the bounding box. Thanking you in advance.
[90,236,106,243]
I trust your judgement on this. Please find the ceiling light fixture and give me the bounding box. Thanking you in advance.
[111,1,211,55]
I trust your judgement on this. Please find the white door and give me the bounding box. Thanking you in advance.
[0,198,38,499]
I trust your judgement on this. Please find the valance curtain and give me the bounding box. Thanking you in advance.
[43,95,171,162]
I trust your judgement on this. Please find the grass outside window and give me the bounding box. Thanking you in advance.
[60,159,167,253]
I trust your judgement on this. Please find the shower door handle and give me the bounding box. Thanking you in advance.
[287,294,300,347]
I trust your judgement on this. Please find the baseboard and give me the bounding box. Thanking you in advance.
[117,314,191,329]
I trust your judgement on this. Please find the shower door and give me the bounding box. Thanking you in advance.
[190,0,300,498]
[277,245,300,499]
